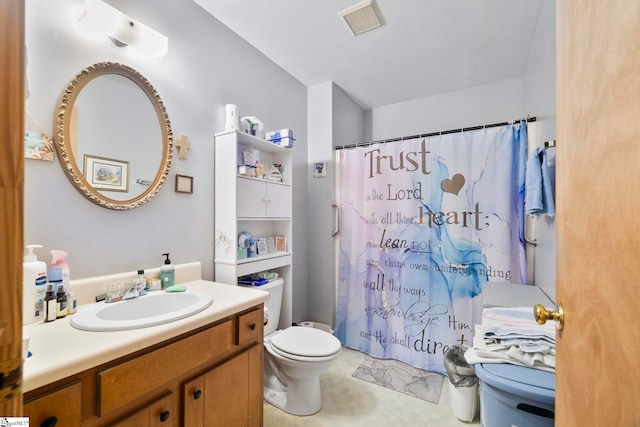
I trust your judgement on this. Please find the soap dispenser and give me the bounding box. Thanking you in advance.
[23,245,47,325]
[160,253,175,290]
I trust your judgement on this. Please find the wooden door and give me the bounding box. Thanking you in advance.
[203,351,249,426]
[183,374,205,427]
[556,1,640,425]
[0,0,24,416]
[246,344,263,427]
[111,393,174,427]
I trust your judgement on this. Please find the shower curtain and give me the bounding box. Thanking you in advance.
[334,122,528,374]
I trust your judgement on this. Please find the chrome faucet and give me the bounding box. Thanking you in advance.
[123,283,140,300]
[123,279,146,300]
[104,279,147,303]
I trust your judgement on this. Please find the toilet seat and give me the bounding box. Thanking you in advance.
[268,327,342,362]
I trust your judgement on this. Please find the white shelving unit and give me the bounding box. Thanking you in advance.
[214,130,293,328]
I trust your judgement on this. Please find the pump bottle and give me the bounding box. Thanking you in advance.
[23,245,47,324]
[160,253,175,289]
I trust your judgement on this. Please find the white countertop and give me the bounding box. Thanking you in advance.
[22,280,269,392]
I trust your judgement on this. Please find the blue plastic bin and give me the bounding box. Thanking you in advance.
[475,363,555,427]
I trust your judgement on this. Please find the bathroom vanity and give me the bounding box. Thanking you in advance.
[22,279,268,426]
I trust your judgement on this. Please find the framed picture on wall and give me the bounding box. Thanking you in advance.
[83,155,129,192]
[175,174,193,193]
[24,131,54,162]
[314,162,327,178]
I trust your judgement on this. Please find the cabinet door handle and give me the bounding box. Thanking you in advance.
[160,410,170,422]
[41,417,58,427]
[193,389,202,400]
[249,323,257,331]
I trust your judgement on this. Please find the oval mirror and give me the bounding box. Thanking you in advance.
[54,62,172,210]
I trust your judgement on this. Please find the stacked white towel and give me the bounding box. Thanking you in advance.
[464,307,556,373]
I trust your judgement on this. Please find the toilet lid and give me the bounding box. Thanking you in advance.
[270,327,342,358]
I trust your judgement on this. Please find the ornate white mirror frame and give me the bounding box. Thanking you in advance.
[54,62,172,210]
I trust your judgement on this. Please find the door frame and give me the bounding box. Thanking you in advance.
[0,0,25,416]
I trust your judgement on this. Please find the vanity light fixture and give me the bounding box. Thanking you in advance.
[78,0,168,58]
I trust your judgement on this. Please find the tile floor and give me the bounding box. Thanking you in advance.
[263,347,480,426]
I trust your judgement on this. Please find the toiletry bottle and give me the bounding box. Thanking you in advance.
[67,292,77,315]
[48,267,64,314]
[56,284,68,318]
[160,253,175,289]
[44,284,57,323]
[50,250,70,296]
[23,244,47,325]
[137,269,148,291]
[248,237,257,258]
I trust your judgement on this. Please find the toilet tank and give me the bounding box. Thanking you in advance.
[258,278,283,335]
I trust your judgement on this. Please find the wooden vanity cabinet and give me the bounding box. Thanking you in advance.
[110,392,174,427]
[183,307,264,427]
[182,346,261,427]
[23,380,82,426]
[23,305,264,427]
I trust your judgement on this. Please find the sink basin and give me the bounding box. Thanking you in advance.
[70,290,213,331]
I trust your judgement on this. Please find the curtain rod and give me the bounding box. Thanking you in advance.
[335,116,537,151]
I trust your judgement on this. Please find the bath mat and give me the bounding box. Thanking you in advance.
[352,357,445,404]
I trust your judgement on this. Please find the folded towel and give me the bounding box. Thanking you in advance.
[481,307,555,346]
[468,308,557,372]
[525,147,556,217]
[464,345,556,373]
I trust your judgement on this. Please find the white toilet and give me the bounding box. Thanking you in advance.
[254,279,342,416]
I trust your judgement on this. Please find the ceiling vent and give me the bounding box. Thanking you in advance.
[338,0,382,36]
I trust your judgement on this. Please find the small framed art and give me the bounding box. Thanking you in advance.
[175,174,193,193]
[275,236,287,252]
[313,162,327,178]
[84,155,129,192]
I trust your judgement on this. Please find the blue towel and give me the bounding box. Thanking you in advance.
[525,147,555,216]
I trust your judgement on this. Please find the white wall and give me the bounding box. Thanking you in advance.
[365,77,525,141]
[306,82,365,326]
[24,0,308,310]
[522,0,557,300]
